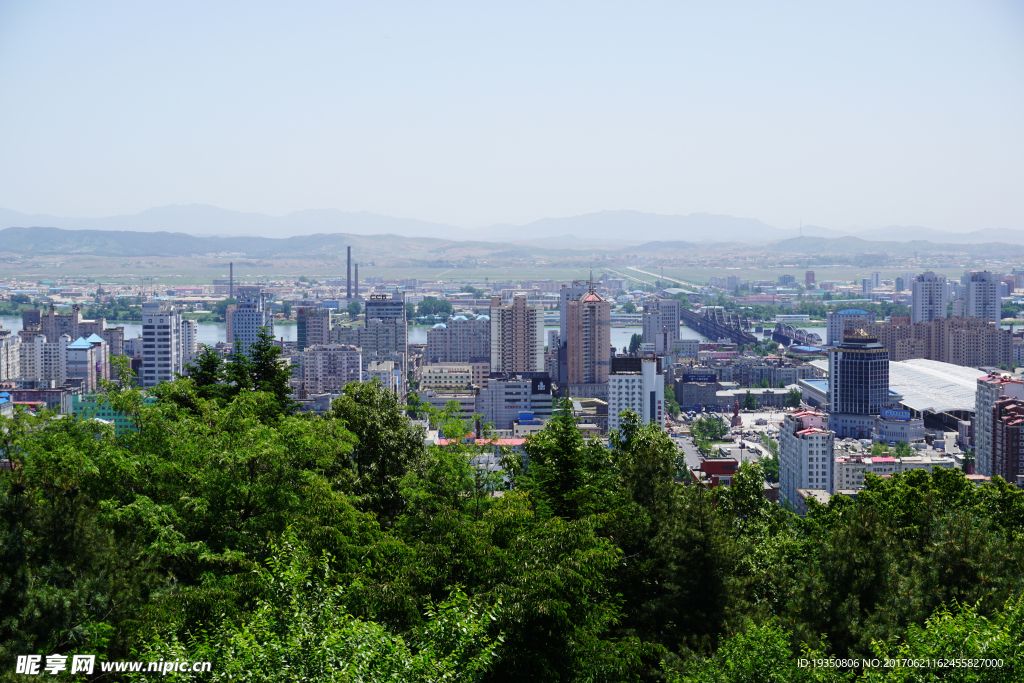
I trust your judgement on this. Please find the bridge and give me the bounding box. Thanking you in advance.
[772,323,823,347]
[681,308,757,345]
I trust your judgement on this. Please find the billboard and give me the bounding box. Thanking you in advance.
[880,408,911,421]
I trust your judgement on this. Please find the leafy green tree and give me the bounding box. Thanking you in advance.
[623,302,637,313]
[281,301,292,318]
[665,383,681,418]
[330,379,427,527]
[346,300,362,316]
[629,333,642,354]
[417,297,453,317]
[742,391,758,410]
[182,344,224,400]
[785,387,802,407]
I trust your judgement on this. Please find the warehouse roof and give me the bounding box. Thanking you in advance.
[887,359,984,413]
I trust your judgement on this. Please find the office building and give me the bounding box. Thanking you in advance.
[608,358,664,433]
[911,272,949,323]
[297,307,332,351]
[140,303,183,388]
[779,274,795,286]
[828,334,889,438]
[558,283,590,341]
[566,288,611,396]
[230,288,274,356]
[490,295,544,374]
[475,373,553,431]
[975,373,1024,478]
[425,315,490,363]
[965,271,1000,324]
[303,344,362,395]
[364,293,407,357]
[825,309,875,346]
[420,365,474,389]
[780,409,834,505]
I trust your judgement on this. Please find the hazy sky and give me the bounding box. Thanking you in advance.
[1,1,1022,232]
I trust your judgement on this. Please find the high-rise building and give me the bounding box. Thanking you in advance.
[66,337,99,393]
[232,288,274,355]
[779,274,795,286]
[303,344,362,395]
[0,329,21,382]
[490,295,544,374]
[991,396,1024,483]
[140,303,182,388]
[297,307,332,352]
[779,409,834,505]
[642,298,681,342]
[425,315,490,363]
[566,288,611,393]
[911,272,949,323]
[181,319,199,366]
[828,333,889,438]
[975,373,1024,478]
[805,271,816,288]
[965,271,1000,324]
[364,292,407,357]
[825,309,875,346]
[607,358,664,433]
[558,283,590,341]
[860,317,1011,368]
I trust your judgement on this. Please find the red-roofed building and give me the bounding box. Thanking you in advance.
[780,408,835,506]
[690,456,739,488]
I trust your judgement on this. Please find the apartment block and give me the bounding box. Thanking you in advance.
[834,453,956,491]
[303,344,362,395]
[608,359,664,433]
[140,303,182,388]
[911,272,949,323]
[490,295,544,374]
[297,307,332,352]
[975,373,1024,478]
[425,315,490,363]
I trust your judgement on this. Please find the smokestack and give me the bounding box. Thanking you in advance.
[229,262,234,300]
[346,246,352,300]
[355,264,359,300]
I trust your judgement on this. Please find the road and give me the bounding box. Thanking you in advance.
[626,267,698,294]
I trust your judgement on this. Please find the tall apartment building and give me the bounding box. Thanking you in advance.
[566,289,611,396]
[231,288,274,356]
[779,409,834,505]
[364,293,407,357]
[805,271,815,288]
[296,307,332,351]
[181,319,199,366]
[490,295,544,374]
[475,372,553,431]
[825,309,875,346]
[27,305,125,356]
[66,337,99,393]
[0,329,21,382]
[911,272,949,323]
[425,315,490,363]
[965,271,1000,324]
[302,344,362,395]
[991,397,1024,483]
[861,317,1011,367]
[975,373,1024,478]
[558,283,590,341]
[828,334,889,438]
[140,303,182,388]
[608,358,664,433]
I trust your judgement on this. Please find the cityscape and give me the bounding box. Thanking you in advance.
[2,1,1023,681]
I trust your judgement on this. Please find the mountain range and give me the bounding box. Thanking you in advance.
[3,204,1020,245]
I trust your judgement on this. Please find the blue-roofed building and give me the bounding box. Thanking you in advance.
[0,391,12,418]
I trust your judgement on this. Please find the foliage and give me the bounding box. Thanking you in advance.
[346,300,362,316]
[628,332,642,354]
[622,302,637,313]
[665,383,681,418]
[417,297,454,317]
[742,391,758,410]
[785,387,802,408]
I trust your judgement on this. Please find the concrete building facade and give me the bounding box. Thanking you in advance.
[490,295,544,374]
[608,359,664,433]
[911,272,949,323]
[780,409,835,506]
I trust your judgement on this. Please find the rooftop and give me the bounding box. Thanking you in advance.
[888,359,986,413]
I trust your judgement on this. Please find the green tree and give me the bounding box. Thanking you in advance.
[665,383,681,418]
[742,391,758,411]
[346,300,362,316]
[281,301,292,319]
[182,344,224,400]
[417,297,454,317]
[629,333,642,354]
[330,379,427,527]
[623,302,637,313]
[785,387,802,408]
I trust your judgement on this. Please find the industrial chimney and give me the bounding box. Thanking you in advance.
[346,247,352,300]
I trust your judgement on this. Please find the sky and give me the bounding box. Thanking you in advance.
[0,1,1022,233]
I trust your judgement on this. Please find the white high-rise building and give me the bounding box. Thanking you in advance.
[607,359,664,433]
[490,295,545,373]
[825,309,874,346]
[911,272,949,323]
[141,303,182,388]
[965,271,1000,324]
[779,409,835,506]
[181,318,199,366]
[232,288,274,356]
[0,330,21,381]
[975,373,1024,477]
